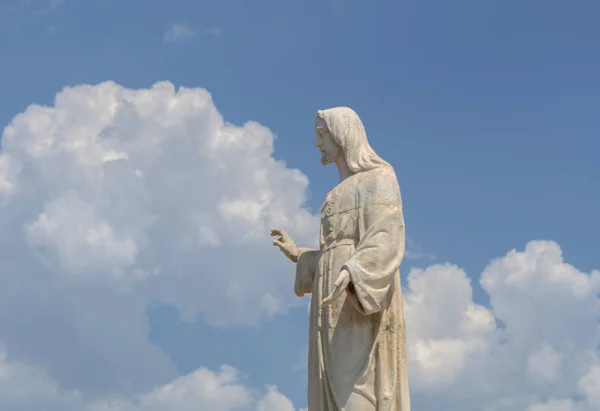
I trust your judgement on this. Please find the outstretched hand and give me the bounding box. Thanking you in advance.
[321,269,351,306]
[270,228,299,263]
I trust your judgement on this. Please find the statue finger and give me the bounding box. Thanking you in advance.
[334,275,347,288]
[335,273,351,289]
[321,293,335,306]
[321,287,342,307]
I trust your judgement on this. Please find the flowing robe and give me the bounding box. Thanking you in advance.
[295,166,410,411]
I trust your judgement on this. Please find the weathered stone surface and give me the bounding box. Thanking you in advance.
[271,107,410,411]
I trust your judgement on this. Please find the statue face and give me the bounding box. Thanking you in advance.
[315,117,342,166]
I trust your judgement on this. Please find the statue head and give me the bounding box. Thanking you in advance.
[314,107,391,173]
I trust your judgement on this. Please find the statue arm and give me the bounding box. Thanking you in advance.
[343,175,405,315]
[295,247,320,297]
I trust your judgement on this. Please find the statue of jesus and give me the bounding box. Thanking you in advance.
[271,107,411,411]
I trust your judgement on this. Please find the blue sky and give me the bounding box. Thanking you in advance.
[0,0,599,410]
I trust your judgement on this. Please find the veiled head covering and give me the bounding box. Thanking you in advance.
[316,107,392,174]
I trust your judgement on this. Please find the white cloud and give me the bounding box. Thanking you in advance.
[527,399,578,411]
[1,80,599,411]
[527,344,562,383]
[164,24,195,42]
[87,366,256,411]
[0,81,317,399]
[0,348,82,411]
[256,386,296,411]
[405,240,600,411]
[0,350,296,411]
[25,191,139,276]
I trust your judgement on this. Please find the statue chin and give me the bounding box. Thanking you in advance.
[321,154,337,166]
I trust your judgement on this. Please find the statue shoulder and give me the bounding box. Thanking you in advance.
[357,167,401,205]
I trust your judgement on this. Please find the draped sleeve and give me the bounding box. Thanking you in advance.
[295,247,320,297]
[342,169,406,315]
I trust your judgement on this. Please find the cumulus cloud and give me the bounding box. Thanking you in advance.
[0,348,82,411]
[1,80,599,411]
[405,240,600,411]
[164,23,195,42]
[0,350,295,411]
[0,81,317,399]
[256,386,296,411]
[87,366,289,411]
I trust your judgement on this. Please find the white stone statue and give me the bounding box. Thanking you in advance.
[271,107,411,411]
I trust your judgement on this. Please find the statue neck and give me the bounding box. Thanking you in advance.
[336,156,353,182]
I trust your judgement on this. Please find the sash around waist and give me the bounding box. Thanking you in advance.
[320,238,356,253]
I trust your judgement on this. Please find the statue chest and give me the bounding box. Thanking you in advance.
[320,177,359,248]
